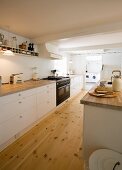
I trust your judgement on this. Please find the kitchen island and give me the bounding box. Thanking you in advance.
[80,87,122,170]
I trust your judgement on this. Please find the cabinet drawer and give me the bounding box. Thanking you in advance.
[0,101,20,124]
[18,88,37,98]
[19,95,37,114]
[36,85,46,93]
[0,93,20,105]
[45,83,56,89]
[0,115,20,145]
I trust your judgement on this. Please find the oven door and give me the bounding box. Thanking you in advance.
[56,84,70,106]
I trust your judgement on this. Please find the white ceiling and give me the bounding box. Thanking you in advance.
[51,32,122,49]
[1,0,122,55]
[1,0,122,43]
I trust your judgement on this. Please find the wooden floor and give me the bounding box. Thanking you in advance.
[0,91,86,170]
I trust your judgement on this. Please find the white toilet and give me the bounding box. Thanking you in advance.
[89,149,122,170]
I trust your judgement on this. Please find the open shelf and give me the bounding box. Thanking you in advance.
[0,45,39,57]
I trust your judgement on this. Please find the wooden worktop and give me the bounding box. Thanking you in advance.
[80,86,122,110]
[69,74,83,78]
[0,80,55,97]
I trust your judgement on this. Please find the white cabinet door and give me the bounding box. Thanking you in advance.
[0,84,56,147]
[37,86,47,118]
[37,83,56,119]
[0,89,37,146]
[0,93,21,145]
[0,100,20,124]
[0,92,20,105]
[45,83,56,112]
[70,77,75,97]
[70,76,83,97]
[18,94,37,130]
[0,113,20,145]
[77,76,83,91]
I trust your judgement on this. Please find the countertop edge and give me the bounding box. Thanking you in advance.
[80,84,122,110]
[0,80,56,97]
[80,99,122,111]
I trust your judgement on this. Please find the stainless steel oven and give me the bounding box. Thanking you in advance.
[56,78,70,106]
[42,76,70,106]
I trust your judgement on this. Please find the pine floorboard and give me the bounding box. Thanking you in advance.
[0,91,86,170]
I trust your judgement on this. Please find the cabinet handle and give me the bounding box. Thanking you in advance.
[19,101,22,104]
[20,115,23,118]
[19,94,21,96]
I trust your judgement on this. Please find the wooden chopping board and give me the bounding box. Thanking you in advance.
[89,91,117,98]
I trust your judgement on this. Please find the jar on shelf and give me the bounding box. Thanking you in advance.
[11,37,17,48]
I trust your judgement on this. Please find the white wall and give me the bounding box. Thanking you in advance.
[67,53,122,81]
[101,53,122,80]
[53,56,67,76]
[0,54,54,83]
[0,53,68,83]
[67,54,86,74]
[102,53,122,66]
[0,29,68,83]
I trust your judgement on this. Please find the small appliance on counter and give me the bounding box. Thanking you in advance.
[51,69,58,77]
[10,73,23,84]
[111,70,122,91]
[32,67,39,80]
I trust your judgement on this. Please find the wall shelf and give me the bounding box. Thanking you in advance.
[0,45,39,57]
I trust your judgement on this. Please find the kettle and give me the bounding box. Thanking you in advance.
[111,70,122,92]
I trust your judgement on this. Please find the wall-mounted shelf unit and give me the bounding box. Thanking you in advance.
[0,45,39,57]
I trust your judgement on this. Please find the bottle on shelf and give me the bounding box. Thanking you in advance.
[28,43,34,51]
[12,37,17,48]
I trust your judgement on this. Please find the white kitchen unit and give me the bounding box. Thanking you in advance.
[0,82,56,150]
[37,83,56,118]
[81,90,122,170]
[0,88,37,146]
[70,75,83,97]
[18,89,37,131]
[85,72,100,83]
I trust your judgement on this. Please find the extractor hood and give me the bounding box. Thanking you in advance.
[38,43,62,60]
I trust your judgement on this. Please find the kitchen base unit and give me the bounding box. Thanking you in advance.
[0,91,85,170]
[70,75,83,97]
[80,88,122,170]
[0,82,56,152]
[0,76,84,152]
[37,83,56,118]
